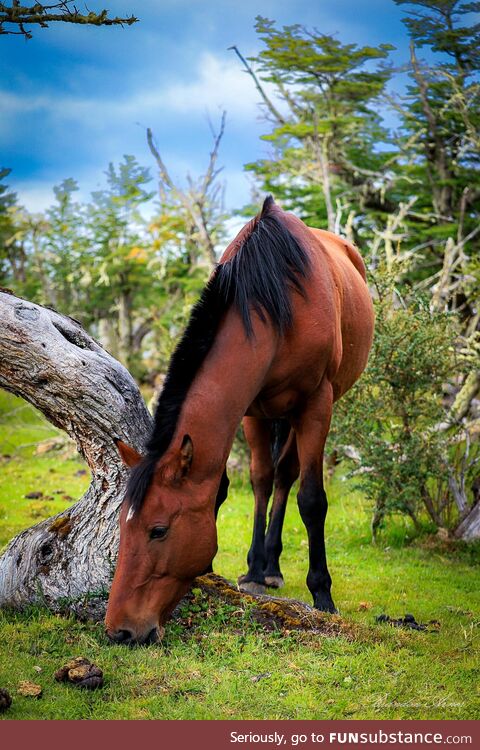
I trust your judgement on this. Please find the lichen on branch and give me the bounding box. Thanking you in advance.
[0,2,138,39]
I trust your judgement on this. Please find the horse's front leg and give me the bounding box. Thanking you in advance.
[293,380,336,614]
[238,417,274,594]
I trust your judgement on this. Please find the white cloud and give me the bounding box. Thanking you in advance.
[0,51,272,143]
[159,52,264,118]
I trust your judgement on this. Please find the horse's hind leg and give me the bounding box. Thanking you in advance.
[238,417,274,594]
[214,468,230,520]
[264,430,299,589]
[293,381,336,614]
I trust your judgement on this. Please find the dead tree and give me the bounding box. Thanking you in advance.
[146,112,226,267]
[0,290,152,608]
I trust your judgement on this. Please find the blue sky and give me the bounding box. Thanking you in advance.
[1,0,416,213]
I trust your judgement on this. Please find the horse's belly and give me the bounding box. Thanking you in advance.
[246,388,300,419]
[246,353,328,418]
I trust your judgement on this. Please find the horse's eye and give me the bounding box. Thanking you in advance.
[149,526,169,540]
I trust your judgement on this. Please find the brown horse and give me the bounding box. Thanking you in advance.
[105,197,374,645]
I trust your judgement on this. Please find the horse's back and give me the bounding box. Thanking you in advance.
[308,228,368,283]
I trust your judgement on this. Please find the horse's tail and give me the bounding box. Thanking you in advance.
[270,418,291,468]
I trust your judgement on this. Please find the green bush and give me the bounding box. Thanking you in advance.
[329,267,478,537]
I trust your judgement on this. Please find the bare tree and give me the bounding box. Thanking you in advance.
[146,113,227,266]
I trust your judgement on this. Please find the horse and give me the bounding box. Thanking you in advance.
[105,196,374,645]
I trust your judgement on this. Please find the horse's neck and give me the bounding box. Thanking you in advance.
[174,309,275,483]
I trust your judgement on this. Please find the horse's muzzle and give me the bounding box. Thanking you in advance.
[106,625,164,646]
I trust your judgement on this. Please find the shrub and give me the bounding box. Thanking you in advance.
[329,267,479,538]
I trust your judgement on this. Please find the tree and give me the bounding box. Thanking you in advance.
[389,1,480,302]
[84,156,157,371]
[0,2,137,39]
[231,18,395,235]
[145,114,228,364]
[147,112,227,268]
[389,1,480,450]
[0,169,20,285]
[0,289,152,608]
[235,9,479,308]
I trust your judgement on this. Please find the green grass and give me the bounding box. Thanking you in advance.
[0,391,90,549]
[0,392,479,720]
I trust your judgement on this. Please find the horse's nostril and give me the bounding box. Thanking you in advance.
[109,628,133,644]
[145,627,159,645]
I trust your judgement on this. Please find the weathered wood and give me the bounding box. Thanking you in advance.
[450,371,480,423]
[455,499,480,542]
[0,291,152,608]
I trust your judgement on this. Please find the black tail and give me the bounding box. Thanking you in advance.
[271,419,291,467]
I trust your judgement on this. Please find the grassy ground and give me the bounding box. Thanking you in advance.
[0,392,479,720]
[0,391,90,550]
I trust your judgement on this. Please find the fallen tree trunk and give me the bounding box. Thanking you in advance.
[194,574,352,636]
[0,290,152,608]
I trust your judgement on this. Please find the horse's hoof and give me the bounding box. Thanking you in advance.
[314,596,338,614]
[317,604,339,615]
[238,580,267,595]
[264,575,284,589]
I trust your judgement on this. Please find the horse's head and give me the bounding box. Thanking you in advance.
[105,437,217,645]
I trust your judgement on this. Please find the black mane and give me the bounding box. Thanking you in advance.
[126,196,310,511]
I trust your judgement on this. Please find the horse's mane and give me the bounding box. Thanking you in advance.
[126,196,310,511]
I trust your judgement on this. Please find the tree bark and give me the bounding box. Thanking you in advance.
[0,290,152,609]
[0,3,137,40]
[455,502,480,542]
[450,371,480,423]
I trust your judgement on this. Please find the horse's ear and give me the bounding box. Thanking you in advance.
[179,434,193,477]
[156,435,193,485]
[115,440,142,468]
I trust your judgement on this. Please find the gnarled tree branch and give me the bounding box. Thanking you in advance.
[0,290,152,608]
